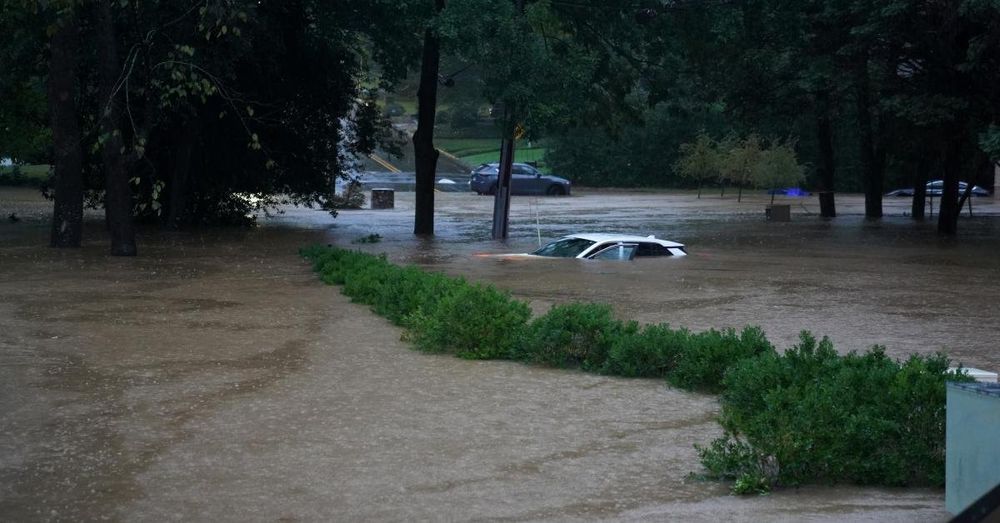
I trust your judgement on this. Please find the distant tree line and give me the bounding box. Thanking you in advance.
[4,0,1000,248]
[540,0,1000,233]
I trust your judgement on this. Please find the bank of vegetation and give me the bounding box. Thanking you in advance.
[302,245,970,494]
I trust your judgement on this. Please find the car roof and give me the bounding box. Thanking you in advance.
[561,233,684,248]
[477,162,534,168]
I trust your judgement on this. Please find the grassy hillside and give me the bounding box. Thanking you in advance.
[436,139,550,171]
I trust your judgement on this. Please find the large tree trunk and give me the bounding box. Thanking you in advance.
[48,8,84,248]
[412,0,446,236]
[95,0,137,256]
[856,60,883,219]
[815,93,836,218]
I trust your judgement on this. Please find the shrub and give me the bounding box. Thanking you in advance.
[604,323,688,378]
[330,180,366,209]
[696,435,775,495]
[404,283,531,360]
[517,303,626,370]
[372,267,464,325]
[698,331,974,493]
[667,325,773,392]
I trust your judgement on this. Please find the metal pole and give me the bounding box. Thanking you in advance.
[491,137,514,240]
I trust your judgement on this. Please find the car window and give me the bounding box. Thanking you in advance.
[635,242,673,257]
[512,165,530,175]
[475,165,499,175]
[590,243,637,261]
[532,238,595,257]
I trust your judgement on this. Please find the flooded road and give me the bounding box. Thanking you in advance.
[2,187,996,521]
[311,190,1000,371]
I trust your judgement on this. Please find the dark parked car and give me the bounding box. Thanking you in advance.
[469,163,571,196]
[886,180,990,197]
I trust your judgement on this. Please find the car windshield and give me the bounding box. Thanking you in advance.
[474,165,499,174]
[532,238,595,258]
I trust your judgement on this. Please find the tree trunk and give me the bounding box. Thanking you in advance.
[166,120,199,229]
[48,8,84,248]
[856,59,883,219]
[95,1,137,256]
[937,135,963,235]
[911,150,929,220]
[412,0,445,236]
[815,92,836,218]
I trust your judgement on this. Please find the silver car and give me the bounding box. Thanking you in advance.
[469,163,572,196]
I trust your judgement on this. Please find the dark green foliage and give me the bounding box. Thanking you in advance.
[516,303,626,370]
[698,332,974,493]
[667,326,774,392]
[604,323,687,378]
[405,283,531,360]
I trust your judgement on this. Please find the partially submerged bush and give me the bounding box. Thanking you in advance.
[517,303,626,370]
[667,326,774,392]
[405,283,531,360]
[698,332,974,493]
[604,323,688,378]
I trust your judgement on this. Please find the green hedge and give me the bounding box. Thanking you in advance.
[302,245,969,494]
[698,332,972,493]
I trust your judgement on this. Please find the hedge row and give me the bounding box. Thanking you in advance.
[302,245,770,389]
[301,245,970,494]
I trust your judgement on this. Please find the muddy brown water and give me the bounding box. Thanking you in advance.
[2,187,996,521]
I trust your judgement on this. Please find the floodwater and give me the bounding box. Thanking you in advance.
[1,186,997,521]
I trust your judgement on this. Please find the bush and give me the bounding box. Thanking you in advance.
[667,326,774,392]
[330,180,365,209]
[516,303,626,370]
[371,267,462,325]
[604,323,688,378]
[404,283,531,360]
[698,331,974,493]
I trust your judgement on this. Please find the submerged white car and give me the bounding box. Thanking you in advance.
[484,233,687,261]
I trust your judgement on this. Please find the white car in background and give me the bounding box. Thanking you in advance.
[481,233,687,261]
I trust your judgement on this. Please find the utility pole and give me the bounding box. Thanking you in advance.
[491,133,515,239]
